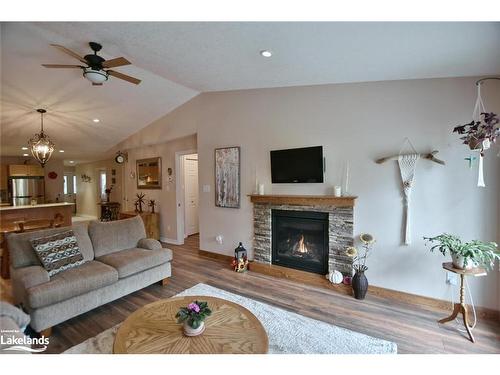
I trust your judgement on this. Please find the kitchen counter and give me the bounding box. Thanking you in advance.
[0,202,74,211]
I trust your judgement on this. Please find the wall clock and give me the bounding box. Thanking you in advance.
[115,151,127,164]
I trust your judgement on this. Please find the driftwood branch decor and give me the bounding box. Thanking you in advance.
[375,150,445,165]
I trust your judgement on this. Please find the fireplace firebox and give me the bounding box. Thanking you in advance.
[271,209,329,274]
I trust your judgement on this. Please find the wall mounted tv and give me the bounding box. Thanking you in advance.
[270,146,324,183]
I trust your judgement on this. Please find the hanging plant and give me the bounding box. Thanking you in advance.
[453,112,499,154]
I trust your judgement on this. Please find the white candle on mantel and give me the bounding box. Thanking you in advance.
[255,167,259,195]
[344,162,350,196]
[258,184,265,195]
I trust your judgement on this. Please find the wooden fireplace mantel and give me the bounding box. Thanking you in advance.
[248,194,357,207]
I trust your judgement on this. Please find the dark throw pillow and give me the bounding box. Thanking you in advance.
[31,230,85,277]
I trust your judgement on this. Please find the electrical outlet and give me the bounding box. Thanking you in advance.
[446,272,458,285]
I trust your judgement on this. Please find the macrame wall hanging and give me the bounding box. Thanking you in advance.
[376,139,445,245]
[398,140,419,245]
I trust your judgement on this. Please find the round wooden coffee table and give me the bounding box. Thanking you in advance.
[113,296,269,354]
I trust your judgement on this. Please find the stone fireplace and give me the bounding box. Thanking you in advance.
[250,195,356,276]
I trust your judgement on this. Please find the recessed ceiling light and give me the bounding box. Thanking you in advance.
[23,153,29,157]
[21,147,28,150]
[69,160,74,163]
[93,118,100,123]
[59,150,65,153]
[260,50,272,58]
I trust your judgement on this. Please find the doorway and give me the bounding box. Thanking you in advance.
[182,154,199,237]
[175,149,199,244]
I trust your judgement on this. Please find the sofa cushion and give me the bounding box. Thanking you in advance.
[26,261,118,309]
[88,216,147,257]
[7,224,94,269]
[31,230,85,277]
[96,247,172,278]
[10,266,50,306]
[137,238,162,250]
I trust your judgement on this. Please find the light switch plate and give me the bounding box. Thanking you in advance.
[203,185,210,193]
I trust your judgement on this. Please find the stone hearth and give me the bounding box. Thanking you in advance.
[250,195,356,276]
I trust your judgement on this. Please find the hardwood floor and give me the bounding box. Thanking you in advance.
[1,234,499,354]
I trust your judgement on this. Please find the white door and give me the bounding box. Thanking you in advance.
[183,154,199,236]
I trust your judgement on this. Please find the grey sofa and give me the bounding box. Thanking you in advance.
[7,215,172,334]
[0,301,31,354]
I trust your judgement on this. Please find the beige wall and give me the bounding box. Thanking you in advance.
[114,76,500,310]
[121,134,197,241]
[64,166,76,174]
[75,159,123,217]
[44,159,65,203]
[0,156,64,203]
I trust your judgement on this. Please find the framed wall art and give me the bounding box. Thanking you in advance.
[215,146,240,208]
[136,157,162,189]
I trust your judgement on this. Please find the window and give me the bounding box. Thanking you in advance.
[64,173,76,195]
[99,170,107,201]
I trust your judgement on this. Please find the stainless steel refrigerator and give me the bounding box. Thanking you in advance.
[8,177,45,206]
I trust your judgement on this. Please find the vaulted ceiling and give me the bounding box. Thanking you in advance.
[1,22,499,163]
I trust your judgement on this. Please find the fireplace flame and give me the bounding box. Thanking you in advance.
[295,234,308,254]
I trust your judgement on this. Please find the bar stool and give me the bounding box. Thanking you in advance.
[16,218,58,233]
[0,222,21,279]
[1,219,61,279]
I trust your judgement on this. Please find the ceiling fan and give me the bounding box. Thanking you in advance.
[42,42,142,86]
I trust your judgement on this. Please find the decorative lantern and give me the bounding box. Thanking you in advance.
[28,109,55,167]
[232,242,248,273]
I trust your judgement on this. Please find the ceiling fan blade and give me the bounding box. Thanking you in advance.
[42,64,83,69]
[92,83,103,86]
[107,70,141,85]
[50,44,87,64]
[102,57,131,68]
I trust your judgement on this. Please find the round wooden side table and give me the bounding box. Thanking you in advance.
[438,262,486,343]
[113,296,269,354]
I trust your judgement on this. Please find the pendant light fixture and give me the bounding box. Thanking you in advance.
[28,109,55,167]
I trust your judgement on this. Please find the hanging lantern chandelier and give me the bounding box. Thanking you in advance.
[28,109,55,167]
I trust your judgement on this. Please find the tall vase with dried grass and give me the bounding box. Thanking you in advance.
[346,233,375,300]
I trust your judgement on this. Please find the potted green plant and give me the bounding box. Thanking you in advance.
[452,112,499,153]
[423,234,499,270]
[176,300,212,336]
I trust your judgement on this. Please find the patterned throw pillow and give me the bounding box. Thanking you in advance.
[31,230,85,277]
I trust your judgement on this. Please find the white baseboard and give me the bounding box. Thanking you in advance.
[160,236,184,245]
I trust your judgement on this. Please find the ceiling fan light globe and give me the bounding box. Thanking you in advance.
[83,68,109,84]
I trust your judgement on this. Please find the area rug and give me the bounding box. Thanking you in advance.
[63,283,397,354]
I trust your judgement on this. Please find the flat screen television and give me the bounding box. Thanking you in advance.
[270,146,324,183]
